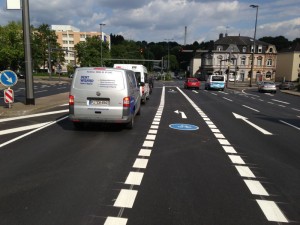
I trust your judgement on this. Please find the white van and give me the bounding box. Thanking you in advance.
[69,67,141,129]
[205,74,226,91]
[113,64,150,103]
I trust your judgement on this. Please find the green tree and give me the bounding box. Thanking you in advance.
[31,24,64,72]
[0,21,23,71]
[75,36,110,67]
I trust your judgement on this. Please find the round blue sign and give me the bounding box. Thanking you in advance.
[169,123,199,131]
[0,70,18,87]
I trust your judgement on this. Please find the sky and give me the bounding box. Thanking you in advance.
[0,0,299,44]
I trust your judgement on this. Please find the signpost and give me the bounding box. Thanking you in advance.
[0,70,18,108]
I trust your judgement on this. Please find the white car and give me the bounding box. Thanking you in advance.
[258,81,276,93]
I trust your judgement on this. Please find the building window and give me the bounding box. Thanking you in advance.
[69,41,74,44]
[63,40,68,44]
[257,57,262,66]
[258,46,262,53]
[241,57,246,65]
[80,34,85,38]
[267,59,272,66]
[269,48,273,53]
[217,46,222,51]
[242,47,246,53]
[62,34,67,38]
[69,34,74,38]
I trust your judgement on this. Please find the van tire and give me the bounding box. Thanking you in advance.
[73,122,84,130]
[137,106,141,115]
[126,117,134,129]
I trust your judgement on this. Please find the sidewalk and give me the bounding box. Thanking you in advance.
[0,76,70,118]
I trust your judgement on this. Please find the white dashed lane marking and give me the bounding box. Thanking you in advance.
[176,86,289,223]
[114,189,138,208]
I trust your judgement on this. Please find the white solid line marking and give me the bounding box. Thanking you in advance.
[143,140,154,147]
[244,180,269,196]
[272,99,290,104]
[133,158,148,169]
[114,189,138,208]
[279,120,300,131]
[222,146,237,154]
[242,105,260,112]
[125,172,144,186]
[235,166,256,178]
[138,149,151,157]
[214,133,225,139]
[0,109,69,123]
[104,217,128,225]
[0,116,68,148]
[218,139,230,145]
[146,134,156,140]
[228,155,245,164]
[278,105,286,108]
[256,200,288,223]
[148,129,158,134]
[223,97,233,102]
[0,122,49,135]
[267,102,275,104]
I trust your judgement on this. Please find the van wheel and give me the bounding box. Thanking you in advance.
[137,106,141,115]
[73,122,84,130]
[126,117,134,129]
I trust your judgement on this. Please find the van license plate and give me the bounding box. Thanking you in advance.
[89,100,109,106]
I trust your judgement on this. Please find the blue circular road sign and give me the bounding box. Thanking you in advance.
[169,123,199,131]
[0,70,18,87]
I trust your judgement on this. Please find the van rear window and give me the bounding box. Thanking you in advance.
[212,76,224,81]
[74,70,125,90]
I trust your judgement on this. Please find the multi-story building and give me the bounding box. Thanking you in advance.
[51,25,111,70]
[276,43,300,82]
[191,34,277,82]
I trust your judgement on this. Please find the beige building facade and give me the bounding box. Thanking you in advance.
[51,25,111,69]
[276,43,300,82]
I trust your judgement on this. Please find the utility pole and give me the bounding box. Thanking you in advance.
[249,5,259,87]
[100,23,106,66]
[22,0,34,105]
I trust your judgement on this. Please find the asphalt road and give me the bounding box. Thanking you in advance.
[0,80,299,225]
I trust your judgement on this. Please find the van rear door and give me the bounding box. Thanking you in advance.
[71,68,127,120]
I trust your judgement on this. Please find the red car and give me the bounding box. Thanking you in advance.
[184,78,200,90]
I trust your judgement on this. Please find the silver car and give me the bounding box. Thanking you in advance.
[258,81,277,93]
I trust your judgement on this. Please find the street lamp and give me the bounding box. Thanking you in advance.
[249,4,259,87]
[164,38,173,73]
[99,23,106,66]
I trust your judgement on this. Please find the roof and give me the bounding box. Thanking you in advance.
[215,36,270,46]
[280,43,300,53]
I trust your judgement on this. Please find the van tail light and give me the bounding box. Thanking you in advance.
[69,95,74,106]
[123,96,130,108]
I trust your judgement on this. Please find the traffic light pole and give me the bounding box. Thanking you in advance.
[22,0,35,105]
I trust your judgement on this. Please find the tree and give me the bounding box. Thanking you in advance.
[259,36,290,51]
[31,24,64,72]
[75,36,110,67]
[0,22,23,71]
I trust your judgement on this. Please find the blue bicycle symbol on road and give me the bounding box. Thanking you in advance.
[169,123,199,131]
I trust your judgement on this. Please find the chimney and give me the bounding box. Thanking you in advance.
[219,33,224,39]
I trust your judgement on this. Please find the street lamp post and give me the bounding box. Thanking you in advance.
[249,4,259,87]
[99,23,106,66]
[164,39,173,73]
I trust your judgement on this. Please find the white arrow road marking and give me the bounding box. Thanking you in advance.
[233,112,273,135]
[174,110,187,119]
[3,72,13,83]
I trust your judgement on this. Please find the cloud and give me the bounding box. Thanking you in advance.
[0,0,299,43]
